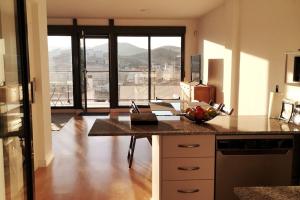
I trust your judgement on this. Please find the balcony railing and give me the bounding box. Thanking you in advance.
[49,70,180,107]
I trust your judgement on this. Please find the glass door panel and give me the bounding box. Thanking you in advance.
[80,32,87,112]
[117,36,149,106]
[0,0,33,199]
[48,36,74,107]
[85,38,109,108]
[150,37,181,100]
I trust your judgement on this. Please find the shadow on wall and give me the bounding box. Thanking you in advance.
[198,0,300,115]
[208,59,224,104]
[202,37,270,115]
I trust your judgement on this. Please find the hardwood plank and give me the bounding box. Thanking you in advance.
[35,115,152,200]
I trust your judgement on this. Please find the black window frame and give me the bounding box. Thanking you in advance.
[48,21,186,109]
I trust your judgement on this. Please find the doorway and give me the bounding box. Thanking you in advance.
[80,34,110,112]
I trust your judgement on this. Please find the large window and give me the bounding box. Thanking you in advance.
[118,37,149,106]
[48,36,73,107]
[48,24,185,109]
[151,37,181,100]
[117,36,182,106]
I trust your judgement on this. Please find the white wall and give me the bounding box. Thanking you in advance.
[238,0,300,115]
[48,18,199,81]
[197,0,239,111]
[198,0,300,115]
[27,0,53,168]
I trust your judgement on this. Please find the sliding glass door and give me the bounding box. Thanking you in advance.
[48,25,185,109]
[0,0,34,199]
[80,32,87,112]
[79,33,110,110]
[85,38,109,108]
[48,36,74,107]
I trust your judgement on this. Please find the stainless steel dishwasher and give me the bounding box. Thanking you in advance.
[215,135,294,200]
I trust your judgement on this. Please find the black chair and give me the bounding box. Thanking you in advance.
[127,101,152,168]
[208,100,224,111]
[220,104,234,115]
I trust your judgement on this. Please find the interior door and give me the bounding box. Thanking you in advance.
[80,31,87,113]
[0,0,34,199]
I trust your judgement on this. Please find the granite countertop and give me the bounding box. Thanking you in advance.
[88,114,300,136]
[234,186,300,200]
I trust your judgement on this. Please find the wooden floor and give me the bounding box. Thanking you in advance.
[35,115,152,200]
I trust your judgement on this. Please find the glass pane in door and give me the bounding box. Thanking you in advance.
[118,37,149,106]
[150,37,182,100]
[80,36,87,112]
[85,38,109,108]
[48,36,73,107]
[0,0,32,199]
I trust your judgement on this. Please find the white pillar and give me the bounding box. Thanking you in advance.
[26,0,53,168]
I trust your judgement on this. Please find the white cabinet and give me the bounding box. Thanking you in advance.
[152,135,215,200]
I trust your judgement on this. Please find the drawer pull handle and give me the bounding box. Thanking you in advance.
[178,166,200,171]
[177,189,200,193]
[178,144,200,148]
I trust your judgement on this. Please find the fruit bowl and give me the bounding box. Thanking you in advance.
[184,106,219,124]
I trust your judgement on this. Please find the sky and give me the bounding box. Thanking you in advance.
[48,36,181,50]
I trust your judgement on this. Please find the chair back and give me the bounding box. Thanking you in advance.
[220,105,234,115]
[208,100,224,111]
[130,101,140,113]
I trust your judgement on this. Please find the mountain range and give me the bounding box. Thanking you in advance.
[49,43,181,70]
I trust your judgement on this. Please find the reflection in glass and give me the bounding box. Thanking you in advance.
[0,0,29,199]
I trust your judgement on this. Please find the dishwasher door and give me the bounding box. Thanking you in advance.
[215,136,293,200]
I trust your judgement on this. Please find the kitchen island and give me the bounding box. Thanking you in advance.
[89,115,300,137]
[88,114,300,200]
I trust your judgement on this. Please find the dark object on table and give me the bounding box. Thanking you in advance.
[127,101,152,168]
[130,113,158,125]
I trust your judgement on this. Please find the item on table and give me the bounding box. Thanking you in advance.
[185,105,219,123]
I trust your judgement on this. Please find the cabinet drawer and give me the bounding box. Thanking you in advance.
[162,157,214,180]
[162,135,215,158]
[162,180,214,200]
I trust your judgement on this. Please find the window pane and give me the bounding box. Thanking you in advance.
[151,37,181,100]
[85,38,109,108]
[118,37,149,106]
[48,36,73,107]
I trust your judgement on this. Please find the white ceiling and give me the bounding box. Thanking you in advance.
[47,0,224,19]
